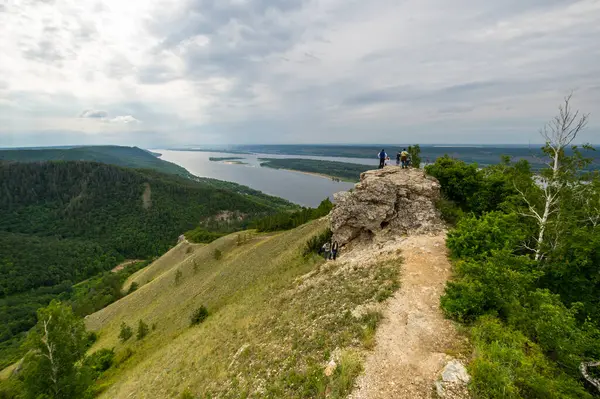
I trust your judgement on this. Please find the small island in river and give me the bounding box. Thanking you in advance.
[259,158,372,182]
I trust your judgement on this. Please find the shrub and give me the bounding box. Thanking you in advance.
[440,252,540,322]
[86,331,98,347]
[434,197,464,225]
[469,316,592,399]
[127,282,139,294]
[190,306,209,326]
[425,156,482,210]
[118,322,133,343]
[174,269,183,286]
[213,249,222,260]
[509,289,600,372]
[303,229,333,257]
[447,212,527,259]
[136,320,149,340]
[180,388,195,399]
[84,348,115,378]
[114,347,133,366]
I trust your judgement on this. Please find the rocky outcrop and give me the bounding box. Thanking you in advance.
[331,167,444,245]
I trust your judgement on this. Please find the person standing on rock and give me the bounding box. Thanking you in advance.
[378,149,387,169]
[400,148,409,169]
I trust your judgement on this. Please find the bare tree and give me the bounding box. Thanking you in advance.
[518,94,589,261]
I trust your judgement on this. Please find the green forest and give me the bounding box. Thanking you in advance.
[251,198,333,232]
[0,146,190,177]
[426,106,600,397]
[259,158,372,182]
[0,160,292,368]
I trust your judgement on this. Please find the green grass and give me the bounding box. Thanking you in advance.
[85,220,402,398]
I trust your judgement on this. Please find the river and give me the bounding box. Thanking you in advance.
[155,150,378,207]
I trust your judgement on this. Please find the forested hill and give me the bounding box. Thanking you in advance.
[0,146,189,176]
[0,161,292,367]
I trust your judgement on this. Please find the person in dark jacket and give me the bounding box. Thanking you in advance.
[378,149,387,169]
[331,241,339,260]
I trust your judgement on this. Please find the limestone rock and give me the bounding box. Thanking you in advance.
[442,360,470,384]
[331,167,444,245]
[435,360,471,398]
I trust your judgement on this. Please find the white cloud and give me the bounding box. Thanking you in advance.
[108,115,141,124]
[0,0,599,146]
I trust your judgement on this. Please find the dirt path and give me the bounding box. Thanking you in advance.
[349,234,460,399]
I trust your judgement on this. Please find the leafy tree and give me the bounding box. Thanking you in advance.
[407,144,422,168]
[119,322,133,343]
[514,94,591,260]
[136,320,149,340]
[21,301,90,399]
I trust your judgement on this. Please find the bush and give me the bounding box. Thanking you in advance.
[114,347,133,366]
[509,289,600,372]
[86,331,98,347]
[434,197,464,225]
[469,316,592,399]
[190,306,209,326]
[447,212,527,259]
[174,269,183,286]
[180,388,195,399]
[127,282,139,294]
[118,322,133,342]
[440,252,540,322]
[213,249,222,260]
[303,229,333,257]
[136,320,149,340]
[84,348,115,379]
[425,156,482,210]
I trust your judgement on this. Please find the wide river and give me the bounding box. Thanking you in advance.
[156,150,377,207]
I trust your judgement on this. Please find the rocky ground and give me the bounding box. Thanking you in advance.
[348,234,468,399]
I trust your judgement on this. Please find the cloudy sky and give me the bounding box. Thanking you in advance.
[1,0,599,147]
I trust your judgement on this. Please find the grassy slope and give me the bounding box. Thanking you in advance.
[87,220,400,398]
[0,146,190,176]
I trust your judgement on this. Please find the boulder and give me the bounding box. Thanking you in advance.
[331,167,444,245]
[435,360,471,398]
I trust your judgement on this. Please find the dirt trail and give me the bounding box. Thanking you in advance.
[349,233,460,399]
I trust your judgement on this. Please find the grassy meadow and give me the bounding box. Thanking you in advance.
[85,219,401,398]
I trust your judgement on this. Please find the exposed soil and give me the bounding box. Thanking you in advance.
[111,259,143,273]
[349,234,462,399]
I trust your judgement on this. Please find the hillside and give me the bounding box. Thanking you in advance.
[0,161,292,368]
[0,146,189,176]
[81,219,403,398]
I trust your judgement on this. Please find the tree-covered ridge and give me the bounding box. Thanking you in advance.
[0,145,190,176]
[259,158,372,182]
[0,160,293,367]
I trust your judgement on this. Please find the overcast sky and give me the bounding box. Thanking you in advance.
[1,0,599,147]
